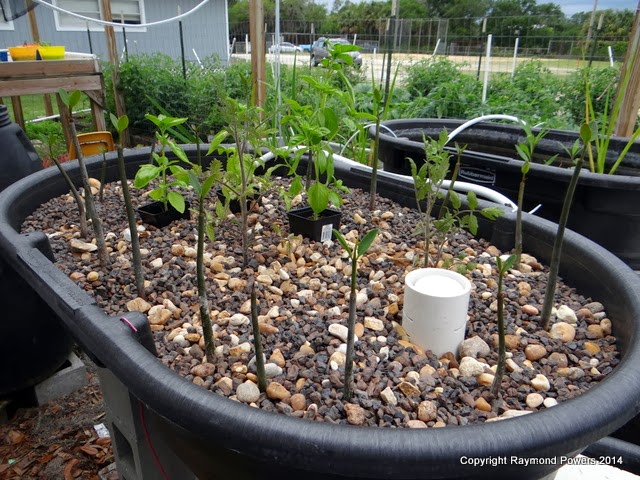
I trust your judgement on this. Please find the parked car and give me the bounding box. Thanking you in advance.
[310,37,362,67]
[269,42,303,54]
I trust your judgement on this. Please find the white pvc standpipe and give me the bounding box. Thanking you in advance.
[481,34,492,104]
[403,268,471,358]
[511,37,520,79]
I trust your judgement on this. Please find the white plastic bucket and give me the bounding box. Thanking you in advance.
[402,268,471,358]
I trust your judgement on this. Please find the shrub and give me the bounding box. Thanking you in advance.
[105,54,227,139]
[405,57,469,97]
[562,66,619,128]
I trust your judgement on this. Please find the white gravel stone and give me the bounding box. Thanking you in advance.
[531,374,551,391]
[229,313,249,326]
[459,336,491,358]
[458,357,488,377]
[264,363,283,378]
[328,323,350,342]
[556,305,578,324]
[150,258,163,269]
[380,386,397,406]
[236,382,260,403]
[543,398,559,408]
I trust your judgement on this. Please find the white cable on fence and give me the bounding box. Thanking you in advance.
[32,0,210,28]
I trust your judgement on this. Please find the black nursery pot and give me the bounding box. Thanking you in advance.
[1,146,640,480]
[371,118,640,269]
[287,206,342,242]
[137,200,190,228]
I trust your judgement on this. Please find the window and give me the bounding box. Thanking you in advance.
[0,0,15,30]
[54,0,145,31]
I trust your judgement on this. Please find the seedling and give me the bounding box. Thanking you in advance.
[333,228,379,401]
[513,123,555,266]
[410,130,502,268]
[490,254,517,400]
[133,114,189,214]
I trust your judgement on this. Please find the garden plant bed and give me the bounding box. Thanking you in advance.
[20,176,620,429]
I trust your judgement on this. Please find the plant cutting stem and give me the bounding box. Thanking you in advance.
[369,118,381,211]
[251,283,267,392]
[490,272,506,399]
[197,197,216,358]
[47,146,88,239]
[343,250,358,401]
[514,175,525,266]
[541,160,583,330]
[116,145,145,299]
[69,121,110,267]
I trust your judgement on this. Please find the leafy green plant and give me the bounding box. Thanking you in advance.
[216,98,277,266]
[111,113,145,300]
[333,228,379,401]
[410,130,502,268]
[282,56,351,220]
[490,254,517,399]
[58,88,110,267]
[133,114,189,213]
[180,132,226,358]
[584,54,640,174]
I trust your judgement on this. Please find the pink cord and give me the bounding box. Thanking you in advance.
[119,316,138,332]
[138,400,170,480]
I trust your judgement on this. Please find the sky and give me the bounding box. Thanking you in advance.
[559,1,637,16]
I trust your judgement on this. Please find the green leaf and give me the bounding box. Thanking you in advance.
[149,187,164,201]
[480,207,504,220]
[206,130,229,155]
[333,229,352,254]
[133,164,159,188]
[356,229,379,257]
[68,91,82,110]
[515,144,530,163]
[205,223,216,243]
[57,88,70,107]
[466,214,478,235]
[187,170,201,197]
[167,191,185,213]
[467,190,478,210]
[307,182,329,216]
[450,190,461,210]
[201,174,218,197]
[499,254,517,272]
[167,140,188,163]
[580,122,594,144]
[109,114,129,133]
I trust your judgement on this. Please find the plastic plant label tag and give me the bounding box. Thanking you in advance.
[321,223,333,242]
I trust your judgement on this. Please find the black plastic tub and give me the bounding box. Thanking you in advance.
[1,146,640,479]
[372,118,640,269]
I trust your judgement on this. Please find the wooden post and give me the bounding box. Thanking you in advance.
[249,0,266,110]
[614,1,640,138]
[26,0,54,117]
[101,0,130,145]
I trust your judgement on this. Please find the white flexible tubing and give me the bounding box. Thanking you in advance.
[445,114,523,145]
[339,123,399,156]
[32,0,211,28]
[257,146,518,212]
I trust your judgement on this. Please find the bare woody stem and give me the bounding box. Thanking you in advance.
[48,151,88,239]
[116,144,145,299]
[343,249,358,401]
[197,196,216,358]
[369,118,381,211]
[514,175,526,266]
[251,283,267,392]
[541,160,583,330]
[490,270,506,399]
[69,121,110,267]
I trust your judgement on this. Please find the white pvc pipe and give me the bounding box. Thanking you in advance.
[432,38,441,57]
[608,46,614,66]
[511,37,520,79]
[481,34,492,104]
[403,268,471,357]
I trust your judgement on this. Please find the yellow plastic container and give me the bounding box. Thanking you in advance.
[38,46,65,60]
[8,45,38,61]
